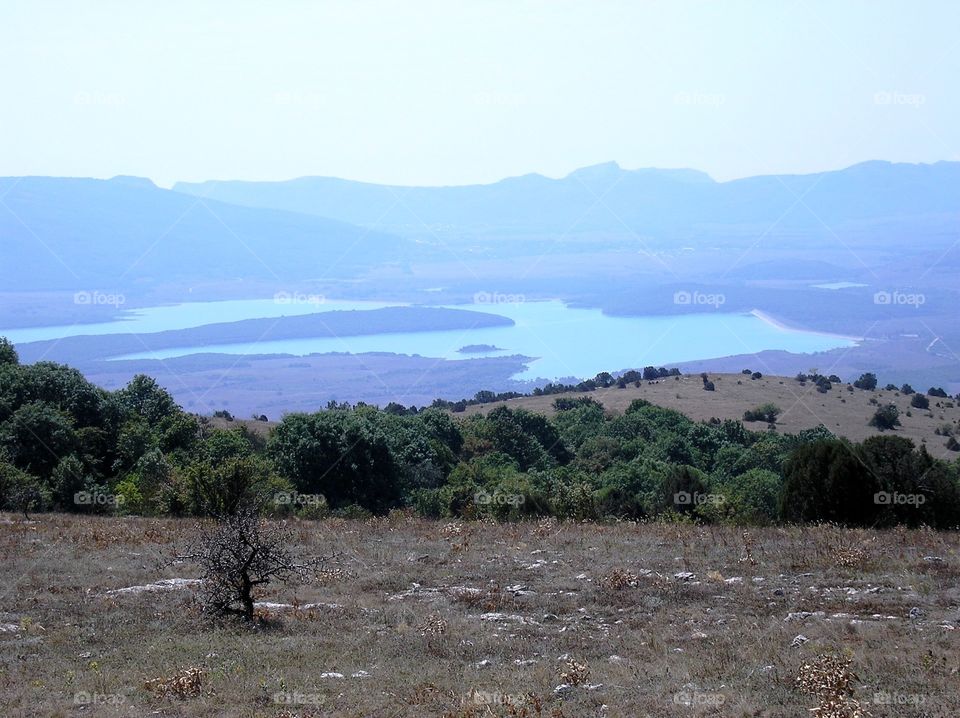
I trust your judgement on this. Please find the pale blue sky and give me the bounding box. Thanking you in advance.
[1,0,958,187]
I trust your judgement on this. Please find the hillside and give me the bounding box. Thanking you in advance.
[461,372,960,449]
[174,160,960,240]
[0,176,411,292]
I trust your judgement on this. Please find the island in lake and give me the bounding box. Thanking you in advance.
[458,344,503,354]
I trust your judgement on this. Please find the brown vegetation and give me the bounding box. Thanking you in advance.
[1,513,957,716]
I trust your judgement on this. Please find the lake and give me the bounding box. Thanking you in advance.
[2,298,856,381]
[0,298,858,382]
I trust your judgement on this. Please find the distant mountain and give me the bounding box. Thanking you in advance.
[174,161,960,239]
[0,176,410,291]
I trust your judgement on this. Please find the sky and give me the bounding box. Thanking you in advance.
[1,0,958,188]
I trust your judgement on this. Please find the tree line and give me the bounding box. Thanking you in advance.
[2,337,959,527]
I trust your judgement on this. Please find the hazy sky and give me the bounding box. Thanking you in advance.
[2,1,958,187]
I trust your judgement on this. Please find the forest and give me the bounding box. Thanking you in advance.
[2,337,959,528]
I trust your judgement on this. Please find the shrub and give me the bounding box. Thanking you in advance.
[743,403,781,423]
[716,469,783,524]
[174,505,328,621]
[910,394,930,410]
[869,404,900,431]
[853,373,878,390]
[780,440,877,525]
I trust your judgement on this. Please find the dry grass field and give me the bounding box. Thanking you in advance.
[461,374,960,450]
[2,513,959,717]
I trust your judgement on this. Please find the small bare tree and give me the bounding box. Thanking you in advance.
[176,505,326,621]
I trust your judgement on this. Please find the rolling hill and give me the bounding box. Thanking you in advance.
[0,175,412,292]
[174,160,960,241]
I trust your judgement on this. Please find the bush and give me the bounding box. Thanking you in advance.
[853,373,878,391]
[743,403,781,424]
[910,394,930,410]
[781,440,877,525]
[869,404,900,431]
[715,469,783,524]
[173,506,327,621]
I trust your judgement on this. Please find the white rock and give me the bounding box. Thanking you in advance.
[105,577,201,595]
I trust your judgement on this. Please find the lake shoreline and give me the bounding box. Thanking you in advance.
[749,308,864,343]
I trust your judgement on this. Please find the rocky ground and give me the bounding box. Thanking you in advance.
[1,514,958,716]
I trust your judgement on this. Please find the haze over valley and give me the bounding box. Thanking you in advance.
[3,4,960,715]
[3,160,959,414]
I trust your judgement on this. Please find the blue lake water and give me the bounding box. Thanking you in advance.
[1,299,401,344]
[9,298,859,381]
